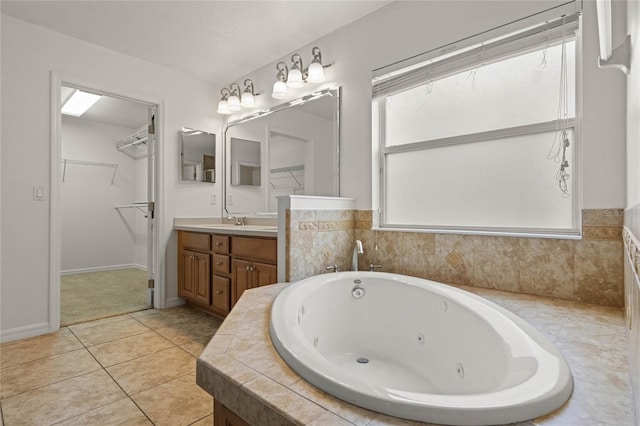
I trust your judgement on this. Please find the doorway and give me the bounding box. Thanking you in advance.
[51,77,160,328]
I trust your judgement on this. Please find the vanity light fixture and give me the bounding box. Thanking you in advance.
[287,54,305,88]
[227,83,242,112]
[217,81,262,115]
[217,88,232,114]
[240,79,256,108]
[272,62,289,99]
[270,47,331,98]
[307,47,327,83]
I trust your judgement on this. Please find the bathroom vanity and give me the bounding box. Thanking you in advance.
[175,221,277,317]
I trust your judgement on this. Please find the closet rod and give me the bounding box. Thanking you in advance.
[61,159,118,185]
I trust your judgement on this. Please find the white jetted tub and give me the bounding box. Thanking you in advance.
[269,272,573,426]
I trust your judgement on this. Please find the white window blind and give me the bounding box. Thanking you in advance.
[372,13,580,100]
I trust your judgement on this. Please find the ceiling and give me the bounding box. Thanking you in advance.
[1,0,392,85]
[61,85,150,129]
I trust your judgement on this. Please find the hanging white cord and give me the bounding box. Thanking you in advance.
[546,23,571,198]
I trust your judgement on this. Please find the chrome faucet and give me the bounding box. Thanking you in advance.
[232,216,246,226]
[352,240,364,271]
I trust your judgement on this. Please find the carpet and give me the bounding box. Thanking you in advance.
[61,268,151,326]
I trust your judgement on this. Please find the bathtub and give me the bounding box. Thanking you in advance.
[269,272,573,426]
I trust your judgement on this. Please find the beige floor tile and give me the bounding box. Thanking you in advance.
[155,318,221,345]
[88,331,175,367]
[1,370,125,425]
[72,318,151,346]
[0,348,100,398]
[107,347,196,395]
[67,314,132,331]
[55,397,152,425]
[132,373,212,426]
[0,327,83,369]
[134,306,215,330]
[180,336,213,357]
[128,308,158,318]
[189,414,214,425]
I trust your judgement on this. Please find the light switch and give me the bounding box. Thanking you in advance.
[227,194,233,205]
[33,185,45,201]
[210,193,217,205]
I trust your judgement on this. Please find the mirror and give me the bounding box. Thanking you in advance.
[230,138,261,186]
[181,128,216,182]
[224,87,340,214]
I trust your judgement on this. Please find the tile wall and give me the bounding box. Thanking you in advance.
[286,208,624,307]
[623,204,640,420]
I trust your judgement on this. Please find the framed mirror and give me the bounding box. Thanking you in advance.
[224,87,340,215]
[180,128,216,182]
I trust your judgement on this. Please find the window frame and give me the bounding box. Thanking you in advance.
[375,25,582,238]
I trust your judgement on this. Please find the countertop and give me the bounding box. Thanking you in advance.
[195,281,632,425]
[174,218,278,237]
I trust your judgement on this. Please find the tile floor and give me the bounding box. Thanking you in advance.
[0,305,221,426]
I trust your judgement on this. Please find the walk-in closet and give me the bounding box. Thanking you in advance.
[60,85,151,325]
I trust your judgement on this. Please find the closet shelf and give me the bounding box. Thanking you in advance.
[61,159,118,185]
[116,126,148,159]
[115,202,148,215]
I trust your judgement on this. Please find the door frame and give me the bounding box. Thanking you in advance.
[49,72,166,331]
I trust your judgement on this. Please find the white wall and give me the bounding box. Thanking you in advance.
[224,0,626,211]
[0,14,222,340]
[61,117,138,272]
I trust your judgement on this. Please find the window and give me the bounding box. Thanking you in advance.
[373,14,580,236]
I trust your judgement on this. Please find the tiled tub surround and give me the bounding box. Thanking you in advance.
[196,283,634,426]
[624,204,640,421]
[286,208,624,308]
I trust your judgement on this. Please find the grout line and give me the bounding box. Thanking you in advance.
[3,305,213,425]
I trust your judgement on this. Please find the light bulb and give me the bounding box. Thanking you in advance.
[287,68,304,88]
[272,80,288,99]
[240,92,255,108]
[307,62,325,83]
[217,99,231,114]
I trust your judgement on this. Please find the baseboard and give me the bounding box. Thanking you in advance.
[165,297,185,309]
[0,322,50,343]
[61,264,147,275]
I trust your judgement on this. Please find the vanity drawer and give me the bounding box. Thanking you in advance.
[212,235,230,254]
[212,276,230,314]
[213,254,231,274]
[232,237,277,263]
[181,232,210,251]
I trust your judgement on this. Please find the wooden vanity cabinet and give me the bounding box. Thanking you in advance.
[214,400,249,426]
[211,235,232,316]
[178,230,277,317]
[178,233,211,306]
[231,236,277,308]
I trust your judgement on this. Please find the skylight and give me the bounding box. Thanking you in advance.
[61,90,101,116]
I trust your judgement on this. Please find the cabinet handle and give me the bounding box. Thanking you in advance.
[216,242,223,246]
[246,266,250,271]
[215,290,223,294]
[216,262,223,266]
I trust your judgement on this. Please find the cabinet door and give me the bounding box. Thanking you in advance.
[193,252,211,306]
[231,259,252,307]
[253,262,277,287]
[179,250,196,300]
